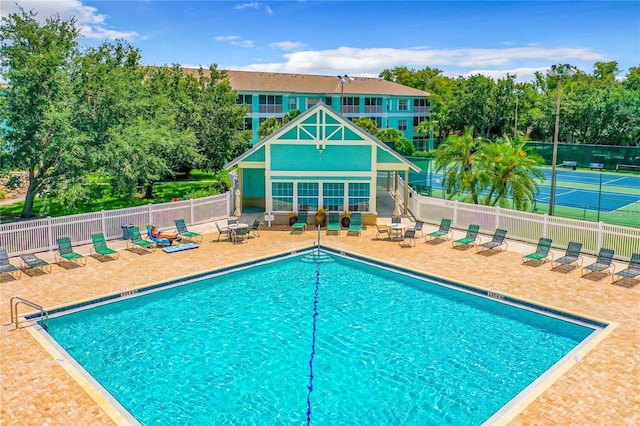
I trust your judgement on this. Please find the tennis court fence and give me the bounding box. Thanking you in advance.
[0,193,231,256]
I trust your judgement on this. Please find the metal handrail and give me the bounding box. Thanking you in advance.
[9,296,49,331]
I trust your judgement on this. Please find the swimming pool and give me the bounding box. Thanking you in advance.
[42,249,601,425]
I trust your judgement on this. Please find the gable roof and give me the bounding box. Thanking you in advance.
[183,69,429,97]
[225,103,420,172]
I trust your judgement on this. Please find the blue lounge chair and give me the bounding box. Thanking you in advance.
[476,229,508,253]
[56,236,87,266]
[175,219,203,243]
[452,224,480,249]
[147,225,172,248]
[426,219,453,242]
[612,253,640,285]
[581,248,615,278]
[348,212,362,236]
[0,248,21,279]
[551,242,583,270]
[522,238,554,265]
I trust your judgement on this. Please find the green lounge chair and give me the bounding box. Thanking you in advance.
[175,219,203,243]
[551,242,583,270]
[127,226,155,252]
[20,254,52,274]
[348,212,362,236]
[56,236,87,266]
[326,212,340,235]
[90,232,120,260]
[0,248,21,279]
[476,229,508,253]
[581,248,615,278]
[248,219,261,238]
[426,219,453,242]
[522,238,554,264]
[290,213,308,234]
[452,224,480,249]
[612,253,640,285]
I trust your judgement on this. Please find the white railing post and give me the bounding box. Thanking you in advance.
[543,214,548,238]
[453,201,459,227]
[47,216,53,251]
[101,210,106,234]
[597,221,604,251]
[190,198,195,224]
[148,203,153,225]
[496,206,501,229]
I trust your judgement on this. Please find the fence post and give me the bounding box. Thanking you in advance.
[496,206,501,229]
[47,216,53,251]
[190,199,195,224]
[597,221,604,251]
[542,214,548,238]
[101,210,106,235]
[148,203,153,225]
[453,200,459,227]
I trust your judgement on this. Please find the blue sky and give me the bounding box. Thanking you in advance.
[3,1,639,82]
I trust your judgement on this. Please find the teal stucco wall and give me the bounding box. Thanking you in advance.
[270,145,371,171]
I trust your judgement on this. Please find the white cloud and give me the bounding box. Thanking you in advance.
[1,0,139,41]
[215,35,254,48]
[234,46,604,81]
[234,2,260,10]
[269,41,305,51]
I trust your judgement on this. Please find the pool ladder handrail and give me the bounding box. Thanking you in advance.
[9,296,49,331]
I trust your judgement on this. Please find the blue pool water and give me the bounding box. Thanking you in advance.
[45,251,597,425]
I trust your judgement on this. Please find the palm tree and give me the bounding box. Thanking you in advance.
[477,134,544,209]
[434,127,483,203]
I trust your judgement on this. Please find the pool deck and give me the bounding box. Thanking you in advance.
[1,219,639,425]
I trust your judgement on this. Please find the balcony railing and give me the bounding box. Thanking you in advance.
[258,105,283,114]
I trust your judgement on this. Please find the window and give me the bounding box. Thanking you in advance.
[398,120,407,131]
[307,97,320,109]
[272,182,293,211]
[342,96,359,114]
[367,117,382,128]
[297,183,319,211]
[238,117,253,131]
[398,100,408,111]
[236,94,252,105]
[413,98,429,112]
[289,97,298,111]
[323,183,344,212]
[413,116,428,127]
[324,97,333,106]
[364,97,382,113]
[348,183,370,212]
[258,95,283,113]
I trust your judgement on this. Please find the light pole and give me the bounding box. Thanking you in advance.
[597,170,603,222]
[337,74,354,114]
[547,64,577,216]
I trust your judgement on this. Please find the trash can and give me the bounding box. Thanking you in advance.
[121,224,134,240]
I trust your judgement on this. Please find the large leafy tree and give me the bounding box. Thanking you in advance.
[377,128,415,156]
[0,8,85,217]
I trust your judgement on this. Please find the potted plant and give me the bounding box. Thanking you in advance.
[289,211,298,226]
[341,211,351,228]
[315,208,327,227]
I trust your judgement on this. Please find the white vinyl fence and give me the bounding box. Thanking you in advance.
[0,193,231,257]
[400,180,640,260]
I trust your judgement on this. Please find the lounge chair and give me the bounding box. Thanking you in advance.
[56,236,87,266]
[127,226,155,252]
[399,228,416,247]
[248,219,261,238]
[175,219,203,243]
[551,242,583,270]
[375,224,391,240]
[476,229,508,253]
[612,253,640,285]
[522,238,554,265]
[90,233,120,260]
[232,227,249,244]
[348,212,362,236]
[147,225,172,248]
[215,222,230,241]
[326,212,340,235]
[20,254,52,274]
[0,248,21,279]
[290,213,308,234]
[581,248,615,278]
[426,218,453,242]
[452,224,480,249]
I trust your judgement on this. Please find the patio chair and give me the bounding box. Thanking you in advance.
[413,221,425,238]
[326,212,340,235]
[399,228,416,247]
[581,248,615,278]
[146,225,172,248]
[174,219,203,243]
[391,216,401,225]
[127,226,155,252]
[452,224,480,249]
[290,214,308,234]
[522,238,554,265]
[248,219,261,238]
[227,217,238,226]
[20,254,52,274]
[56,236,87,266]
[612,253,640,285]
[426,218,453,242]
[551,242,583,270]
[348,212,362,236]
[231,227,249,244]
[90,232,120,260]
[374,224,391,240]
[476,229,508,253]
[0,248,21,279]
[214,222,230,242]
